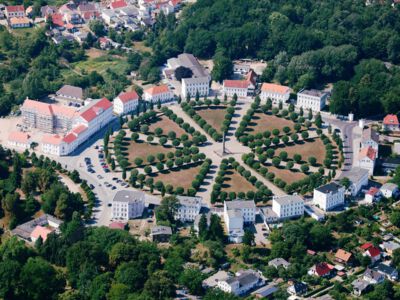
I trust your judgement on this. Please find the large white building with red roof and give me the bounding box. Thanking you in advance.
[222,69,257,98]
[260,83,291,103]
[113,91,140,115]
[383,114,400,132]
[143,85,174,103]
[8,132,31,149]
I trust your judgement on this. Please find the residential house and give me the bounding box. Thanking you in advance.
[223,80,252,98]
[381,241,400,256]
[338,167,369,196]
[272,194,304,220]
[374,263,398,281]
[352,279,370,296]
[287,281,307,296]
[363,268,385,284]
[260,83,291,104]
[40,5,57,17]
[358,146,376,175]
[59,3,81,24]
[202,270,230,289]
[361,127,379,155]
[101,9,117,25]
[217,269,265,296]
[383,114,400,131]
[223,200,256,243]
[175,196,202,222]
[365,187,382,204]
[55,85,84,104]
[143,85,174,104]
[268,258,290,269]
[49,13,65,28]
[8,131,31,149]
[112,190,145,221]
[313,182,345,211]
[380,183,399,199]
[113,90,140,115]
[11,214,62,243]
[5,5,25,18]
[361,243,381,264]
[9,16,30,28]
[335,249,353,265]
[296,89,329,112]
[308,262,335,278]
[110,0,128,10]
[99,36,112,49]
[150,225,172,242]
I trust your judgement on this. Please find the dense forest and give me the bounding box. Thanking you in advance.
[149,0,400,117]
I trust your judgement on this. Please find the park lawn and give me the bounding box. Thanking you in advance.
[148,114,187,138]
[196,105,228,134]
[148,164,202,190]
[266,164,307,184]
[72,55,127,75]
[126,140,174,164]
[222,169,257,193]
[274,137,326,164]
[247,112,298,135]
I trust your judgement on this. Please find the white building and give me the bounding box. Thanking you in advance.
[182,77,210,99]
[41,98,114,156]
[223,80,251,98]
[55,85,84,104]
[8,131,31,149]
[143,85,174,103]
[339,167,369,197]
[224,200,256,243]
[361,127,379,155]
[175,196,202,222]
[364,187,382,204]
[272,194,304,220]
[112,190,145,221]
[113,90,140,115]
[313,182,345,211]
[217,269,264,296]
[358,146,376,175]
[296,89,329,112]
[260,83,291,104]
[380,183,399,199]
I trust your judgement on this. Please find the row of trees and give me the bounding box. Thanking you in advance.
[211,157,272,203]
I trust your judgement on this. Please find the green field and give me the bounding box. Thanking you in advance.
[71,55,128,75]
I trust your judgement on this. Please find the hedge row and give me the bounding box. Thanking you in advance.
[181,99,236,142]
[210,157,272,203]
[81,181,96,220]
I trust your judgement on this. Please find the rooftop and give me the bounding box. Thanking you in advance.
[79,97,112,122]
[381,182,398,191]
[338,167,369,183]
[315,182,343,194]
[8,131,30,143]
[223,80,249,89]
[261,83,290,94]
[335,249,352,262]
[167,53,209,78]
[273,194,304,206]
[359,146,376,161]
[151,225,172,235]
[298,89,328,98]
[56,85,83,100]
[362,127,379,144]
[383,114,399,126]
[177,195,202,207]
[144,85,170,96]
[30,225,53,242]
[113,190,145,203]
[11,214,62,240]
[225,199,256,210]
[117,90,139,103]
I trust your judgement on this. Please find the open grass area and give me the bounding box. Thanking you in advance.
[125,140,174,163]
[71,55,127,75]
[133,41,153,53]
[86,48,108,59]
[147,164,202,190]
[274,138,326,164]
[265,164,307,184]
[148,115,187,138]
[196,105,228,133]
[247,112,298,135]
[222,169,257,193]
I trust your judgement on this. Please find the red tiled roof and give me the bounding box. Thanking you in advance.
[383,114,399,126]
[367,187,380,196]
[51,13,64,27]
[8,131,30,143]
[245,69,257,86]
[42,134,63,145]
[80,98,112,122]
[315,262,333,276]
[6,5,24,12]
[9,16,30,25]
[361,243,373,250]
[261,83,291,94]
[335,249,352,262]
[72,124,87,135]
[110,0,127,9]
[109,222,126,229]
[118,91,139,103]
[22,99,53,115]
[62,133,77,144]
[144,85,170,96]
[30,225,53,242]
[169,0,181,6]
[359,146,376,161]
[223,80,249,89]
[366,246,381,258]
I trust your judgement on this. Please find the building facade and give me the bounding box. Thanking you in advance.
[260,83,291,103]
[175,196,202,222]
[112,190,145,221]
[113,90,140,115]
[358,146,376,175]
[217,270,264,296]
[272,194,304,220]
[313,182,345,211]
[5,5,25,18]
[8,132,31,149]
[296,89,329,112]
[223,200,256,243]
[143,85,174,103]
[383,114,400,131]
[182,77,210,99]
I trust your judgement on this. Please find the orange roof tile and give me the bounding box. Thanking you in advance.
[8,131,30,143]
[118,91,139,103]
[9,16,30,25]
[359,146,376,161]
[30,225,53,242]
[72,124,87,135]
[42,134,63,145]
[52,105,77,119]
[22,99,53,115]
[335,249,352,262]
[223,80,249,89]
[261,83,290,94]
[367,187,380,196]
[80,98,112,122]
[6,5,24,12]
[144,85,170,96]
[110,0,127,9]
[383,114,399,126]
[62,133,77,144]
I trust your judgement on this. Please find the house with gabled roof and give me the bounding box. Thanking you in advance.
[383,114,400,131]
[56,85,84,104]
[113,90,140,115]
[143,85,174,104]
[335,249,353,265]
[260,83,291,104]
[5,5,25,18]
[8,132,31,149]
[361,243,381,264]
[380,183,399,199]
[308,262,335,278]
[358,146,377,175]
[361,127,379,155]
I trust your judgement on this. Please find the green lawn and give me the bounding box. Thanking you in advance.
[71,55,128,75]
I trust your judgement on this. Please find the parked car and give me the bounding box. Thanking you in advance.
[89,184,95,189]
[104,169,110,173]
[111,186,116,190]
[97,175,103,179]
